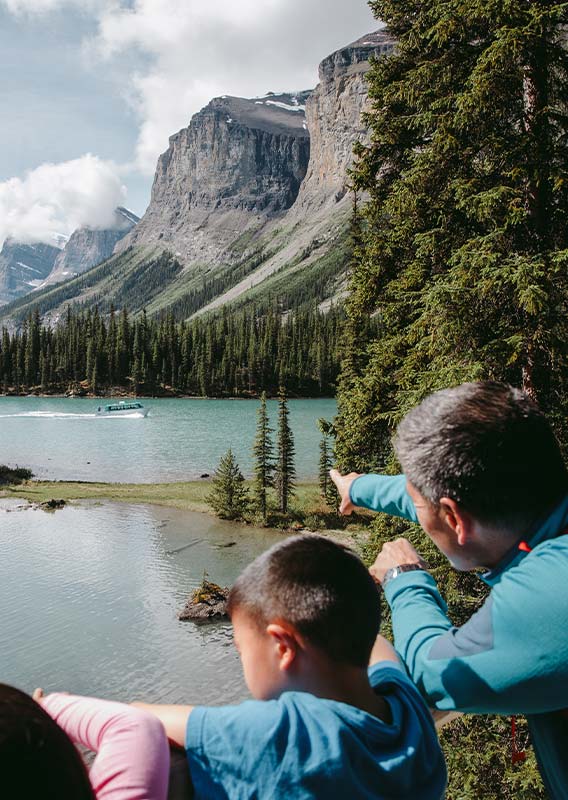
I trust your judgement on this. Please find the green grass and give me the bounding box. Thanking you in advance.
[0,479,370,541]
[0,479,214,512]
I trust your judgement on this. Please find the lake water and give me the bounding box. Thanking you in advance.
[0,396,336,482]
[1,500,283,704]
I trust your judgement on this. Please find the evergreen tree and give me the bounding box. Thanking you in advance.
[335,0,568,469]
[275,386,296,513]
[206,449,249,520]
[0,304,350,398]
[333,6,559,794]
[317,418,337,507]
[252,391,274,519]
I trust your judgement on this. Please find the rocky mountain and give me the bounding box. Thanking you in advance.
[0,30,396,325]
[292,30,395,213]
[44,207,139,287]
[0,239,62,306]
[195,29,396,316]
[0,208,139,307]
[116,92,311,264]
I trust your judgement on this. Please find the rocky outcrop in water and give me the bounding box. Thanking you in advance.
[116,93,311,264]
[44,207,139,286]
[178,579,229,623]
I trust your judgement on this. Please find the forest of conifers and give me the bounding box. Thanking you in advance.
[0,305,350,397]
[329,0,568,797]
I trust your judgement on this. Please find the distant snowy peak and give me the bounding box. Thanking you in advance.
[0,240,60,305]
[51,233,69,249]
[205,91,313,137]
[253,91,311,113]
[41,207,140,288]
[115,207,140,228]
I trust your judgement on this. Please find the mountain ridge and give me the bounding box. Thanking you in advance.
[0,207,140,307]
[0,29,396,326]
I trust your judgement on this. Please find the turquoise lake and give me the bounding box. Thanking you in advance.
[0,396,337,482]
[1,396,336,704]
[1,501,283,703]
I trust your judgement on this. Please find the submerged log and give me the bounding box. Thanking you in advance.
[178,579,229,623]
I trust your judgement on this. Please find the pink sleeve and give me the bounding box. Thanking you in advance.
[41,693,170,800]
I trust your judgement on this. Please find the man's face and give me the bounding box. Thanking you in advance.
[232,609,285,700]
[406,481,477,570]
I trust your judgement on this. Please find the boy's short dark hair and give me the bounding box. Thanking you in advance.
[227,535,381,668]
[394,381,568,530]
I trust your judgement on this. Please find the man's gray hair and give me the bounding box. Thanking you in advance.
[393,382,568,529]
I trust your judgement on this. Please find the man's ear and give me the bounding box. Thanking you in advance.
[266,623,299,672]
[439,497,474,546]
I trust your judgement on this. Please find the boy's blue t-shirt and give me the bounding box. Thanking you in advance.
[185,661,447,799]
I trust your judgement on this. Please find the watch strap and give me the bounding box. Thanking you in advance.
[381,562,428,588]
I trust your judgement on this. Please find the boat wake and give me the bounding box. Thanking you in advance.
[0,411,146,419]
[0,411,96,419]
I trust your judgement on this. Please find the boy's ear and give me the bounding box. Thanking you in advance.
[266,623,299,671]
[439,497,474,546]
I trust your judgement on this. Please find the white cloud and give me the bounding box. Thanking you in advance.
[1,0,101,13]
[1,0,378,176]
[0,155,126,247]
[89,0,379,174]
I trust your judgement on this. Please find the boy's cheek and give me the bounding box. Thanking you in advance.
[241,654,280,700]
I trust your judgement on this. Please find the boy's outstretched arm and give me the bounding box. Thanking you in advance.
[131,702,194,749]
[369,635,403,667]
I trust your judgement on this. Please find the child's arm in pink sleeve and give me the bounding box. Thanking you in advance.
[41,693,170,800]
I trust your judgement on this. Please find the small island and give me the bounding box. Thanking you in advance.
[178,578,230,623]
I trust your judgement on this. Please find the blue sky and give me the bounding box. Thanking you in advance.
[0,0,377,243]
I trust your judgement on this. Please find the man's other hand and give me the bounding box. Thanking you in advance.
[329,469,362,515]
[370,538,426,584]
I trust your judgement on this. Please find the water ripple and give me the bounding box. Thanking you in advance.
[1,503,278,705]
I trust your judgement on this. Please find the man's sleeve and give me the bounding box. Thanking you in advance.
[349,474,419,522]
[384,553,568,715]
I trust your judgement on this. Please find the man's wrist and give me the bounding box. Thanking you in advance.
[380,562,429,588]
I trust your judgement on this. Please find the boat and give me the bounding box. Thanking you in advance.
[96,401,149,418]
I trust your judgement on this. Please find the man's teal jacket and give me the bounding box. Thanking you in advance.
[351,474,568,800]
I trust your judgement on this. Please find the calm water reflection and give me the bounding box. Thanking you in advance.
[1,501,282,704]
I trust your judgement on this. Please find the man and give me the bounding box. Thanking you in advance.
[331,381,568,799]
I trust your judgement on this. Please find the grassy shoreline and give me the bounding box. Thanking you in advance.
[0,479,215,513]
[0,479,370,549]
[0,479,326,518]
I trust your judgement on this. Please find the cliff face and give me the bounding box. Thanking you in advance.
[44,207,139,286]
[0,30,395,324]
[117,93,311,263]
[113,31,395,313]
[0,240,61,305]
[197,30,396,315]
[291,30,396,214]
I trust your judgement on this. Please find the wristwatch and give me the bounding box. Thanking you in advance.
[381,562,428,588]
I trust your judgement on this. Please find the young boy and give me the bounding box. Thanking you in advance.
[137,535,447,799]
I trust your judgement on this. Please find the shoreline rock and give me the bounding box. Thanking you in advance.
[178,579,230,623]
